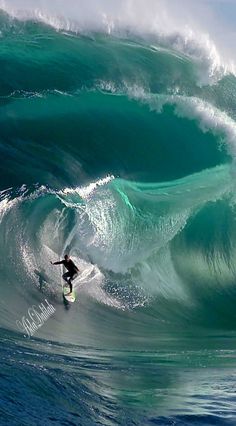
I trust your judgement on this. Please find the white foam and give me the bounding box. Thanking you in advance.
[59,175,114,199]
[0,197,16,221]
[0,185,50,223]
[127,87,236,158]
[0,188,23,221]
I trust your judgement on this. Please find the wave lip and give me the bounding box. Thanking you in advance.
[126,87,236,159]
[59,175,114,199]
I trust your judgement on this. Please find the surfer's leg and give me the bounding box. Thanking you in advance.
[63,272,70,284]
[68,278,72,293]
[68,273,78,293]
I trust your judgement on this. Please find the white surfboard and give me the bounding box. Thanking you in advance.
[63,286,76,303]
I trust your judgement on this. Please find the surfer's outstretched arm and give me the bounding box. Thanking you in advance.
[50,260,64,265]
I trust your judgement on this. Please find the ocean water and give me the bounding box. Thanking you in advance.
[1,2,236,425]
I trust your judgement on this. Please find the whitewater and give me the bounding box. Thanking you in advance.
[1,1,236,425]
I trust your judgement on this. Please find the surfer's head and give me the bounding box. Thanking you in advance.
[64,254,69,261]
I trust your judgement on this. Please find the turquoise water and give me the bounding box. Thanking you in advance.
[1,8,236,425]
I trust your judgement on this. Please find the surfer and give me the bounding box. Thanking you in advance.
[50,254,79,295]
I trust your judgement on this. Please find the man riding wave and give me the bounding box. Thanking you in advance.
[51,254,79,295]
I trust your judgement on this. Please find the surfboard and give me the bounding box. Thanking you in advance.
[63,286,76,303]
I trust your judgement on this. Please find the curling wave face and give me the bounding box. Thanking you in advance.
[1,161,236,345]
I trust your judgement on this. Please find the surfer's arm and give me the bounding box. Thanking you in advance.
[66,258,79,272]
[50,260,64,265]
[73,261,79,272]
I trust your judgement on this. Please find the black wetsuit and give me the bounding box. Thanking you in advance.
[53,259,79,292]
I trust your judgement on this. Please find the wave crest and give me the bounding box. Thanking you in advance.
[0,0,235,85]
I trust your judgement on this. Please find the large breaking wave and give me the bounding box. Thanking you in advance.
[2,4,236,424]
